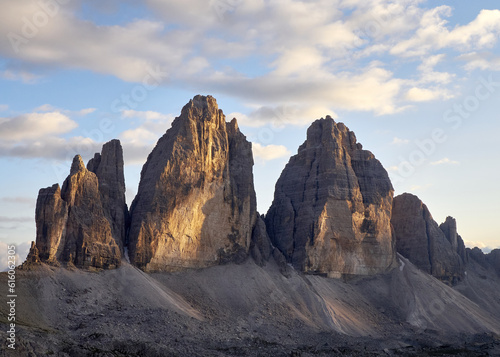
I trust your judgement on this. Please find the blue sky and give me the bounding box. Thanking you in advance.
[1,0,500,268]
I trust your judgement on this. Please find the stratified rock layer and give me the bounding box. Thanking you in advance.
[265,117,395,277]
[128,95,257,271]
[28,141,127,269]
[391,193,465,285]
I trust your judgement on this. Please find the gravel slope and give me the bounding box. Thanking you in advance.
[1,256,499,356]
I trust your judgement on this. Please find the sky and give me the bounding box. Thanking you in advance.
[1,0,500,269]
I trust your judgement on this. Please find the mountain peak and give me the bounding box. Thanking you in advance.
[70,155,86,175]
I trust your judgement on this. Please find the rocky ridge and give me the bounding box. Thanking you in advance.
[265,117,396,277]
[391,193,466,285]
[23,95,494,283]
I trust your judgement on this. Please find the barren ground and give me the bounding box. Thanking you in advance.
[1,255,499,356]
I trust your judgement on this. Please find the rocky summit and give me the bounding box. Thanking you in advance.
[27,141,126,269]
[265,117,396,277]
[391,193,466,285]
[128,95,260,271]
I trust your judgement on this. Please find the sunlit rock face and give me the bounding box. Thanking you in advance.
[391,193,465,285]
[265,117,396,277]
[30,140,127,269]
[128,95,259,271]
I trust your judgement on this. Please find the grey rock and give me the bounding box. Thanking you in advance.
[250,215,272,267]
[391,193,465,285]
[439,216,467,264]
[265,117,395,277]
[87,139,128,252]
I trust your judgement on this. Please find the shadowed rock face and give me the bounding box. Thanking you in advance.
[391,193,465,285]
[128,95,258,271]
[28,141,127,269]
[265,117,396,277]
[468,247,500,276]
[87,140,128,252]
[439,216,467,264]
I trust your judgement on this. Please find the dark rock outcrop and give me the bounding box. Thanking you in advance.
[468,247,489,269]
[25,141,127,269]
[468,247,500,277]
[250,216,272,267]
[487,249,500,276]
[128,95,258,271]
[391,193,465,285]
[439,216,467,264]
[87,140,128,252]
[265,117,396,277]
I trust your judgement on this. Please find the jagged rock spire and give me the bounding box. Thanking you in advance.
[128,95,261,271]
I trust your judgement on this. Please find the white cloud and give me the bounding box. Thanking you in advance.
[230,104,337,128]
[34,104,55,112]
[77,108,97,116]
[0,135,99,161]
[0,241,31,271]
[391,137,409,145]
[0,112,78,141]
[0,104,8,112]
[405,87,451,102]
[391,7,500,57]
[252,143,291,161]
[212,65,404,115]
[122,109,173,121]
[1,69,41,84]
[459,52,500,71]
[430,157,460,166]
[0,1,191,83]
[1,1,499,118]
[119,110,175,165]
[34,105,96,116]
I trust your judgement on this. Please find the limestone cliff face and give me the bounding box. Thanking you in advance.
[265,117,396,277]
[391,193,465,285]
[28,141,126,269]
[128,95,257,271]
[87,140,128,252]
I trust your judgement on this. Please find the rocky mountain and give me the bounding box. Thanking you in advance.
[26,141,126,269]
[391,193,466,285]
[265,117,396,277]
[11,95,500,356]
[128,95,261,271]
